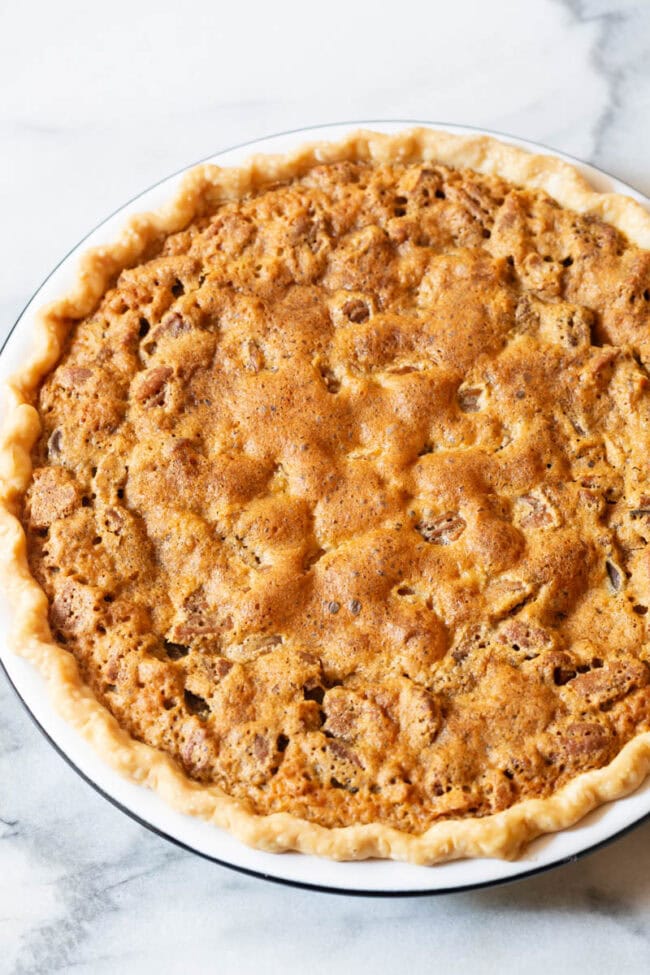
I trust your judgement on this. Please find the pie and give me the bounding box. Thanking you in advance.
[2,128,650,865]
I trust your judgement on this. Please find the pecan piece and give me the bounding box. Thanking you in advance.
[531,650,577,686]
[605,559,624,593]
[243,338,265,373]
[515,491,560,530]
[327,739,363,768]
[47,428,63,457]
[570,657,648,707]
[415,512,466,544]
[561,721,611,758]
[102,507,124,534]
[179,725,213,776]
[499,618,553,655]
[152,311,192,341]
[28,467,79,529]
[253,734,269,762]
[342,298,370,323]
[323,690,359,741]
[398,683,440,749]
[457,385,484,412]
[50,579,100,638]
[57,365,93,389]
[134,366,173,405]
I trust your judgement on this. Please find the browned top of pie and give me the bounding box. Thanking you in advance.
[23,158,650,833]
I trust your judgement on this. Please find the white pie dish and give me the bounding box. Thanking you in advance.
[1,120,650,895]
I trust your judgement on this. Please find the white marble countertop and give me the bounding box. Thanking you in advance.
[2,0,650,970]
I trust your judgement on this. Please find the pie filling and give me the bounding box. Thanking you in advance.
[23,158,650,834]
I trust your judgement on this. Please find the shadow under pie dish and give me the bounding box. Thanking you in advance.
[2,126,650,869]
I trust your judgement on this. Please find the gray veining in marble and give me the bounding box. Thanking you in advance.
[558,0,650,194]
[2,1,650,971]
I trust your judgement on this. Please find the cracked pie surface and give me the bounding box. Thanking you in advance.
[3,129,650,863]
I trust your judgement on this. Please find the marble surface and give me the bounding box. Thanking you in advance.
[2,0,650,970]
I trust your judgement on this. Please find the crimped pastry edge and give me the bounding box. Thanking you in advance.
[2,127,650,865]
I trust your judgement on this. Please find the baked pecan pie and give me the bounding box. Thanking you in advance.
[2,129,650,863]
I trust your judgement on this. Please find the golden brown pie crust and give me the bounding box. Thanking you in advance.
[2,128,650,863]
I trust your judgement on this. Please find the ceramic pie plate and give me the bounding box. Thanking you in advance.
[2,121,650,896]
